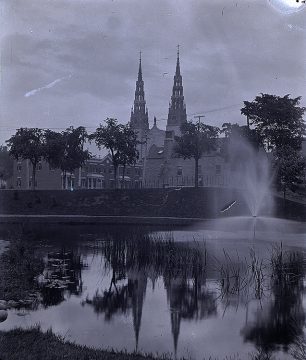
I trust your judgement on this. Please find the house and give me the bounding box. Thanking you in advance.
[11,154,142,190]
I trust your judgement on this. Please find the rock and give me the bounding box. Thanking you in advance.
[0,310,8,322]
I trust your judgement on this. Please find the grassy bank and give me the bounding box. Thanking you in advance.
[0,188,305,221]
[0,188,244,218]
[3,327,303,360]
[0,327,175,360]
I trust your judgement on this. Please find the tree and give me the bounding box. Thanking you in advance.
[90,118,125,189]
[274,146,305,199]
[44,130,65,168]
[118,124,139,188]
[44,127,90,189]
[174,121,219,188]
[220,122,261,162]
[0,146,13,187]
[241,94,306,195]
[6,128,45,189]
[241,94,306,152]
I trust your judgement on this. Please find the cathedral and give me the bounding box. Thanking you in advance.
[130,48,228,188]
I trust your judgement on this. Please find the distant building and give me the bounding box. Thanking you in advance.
[130,48,228,187]
[12,154,142,190]
[79,154,142,189]
[13,159,63,190]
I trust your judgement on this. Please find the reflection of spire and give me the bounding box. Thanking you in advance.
[129,273,147,352]
[171,310,181,359]
[164,277,183,358]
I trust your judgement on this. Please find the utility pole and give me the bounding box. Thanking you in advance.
[194,115,205,130]
[193,115,205,189]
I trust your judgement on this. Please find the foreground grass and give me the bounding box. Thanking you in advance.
[0,327,249,360]
[0,327,174,360]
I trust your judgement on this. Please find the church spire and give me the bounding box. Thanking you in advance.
[138,51,142,81]
[130,51,149,132]
[166,45,187,135]
[176,45,180,76]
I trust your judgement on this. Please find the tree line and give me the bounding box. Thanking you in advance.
[5,120,139,189]
[3,93,306,196]
[175,93,306,197]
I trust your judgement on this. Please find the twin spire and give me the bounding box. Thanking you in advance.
[131,46,186,132]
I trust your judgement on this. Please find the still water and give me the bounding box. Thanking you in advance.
[1,222,306,360]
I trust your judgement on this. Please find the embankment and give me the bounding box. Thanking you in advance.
[0,188,304,222]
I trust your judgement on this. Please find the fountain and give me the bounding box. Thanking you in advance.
[196,134,306,243]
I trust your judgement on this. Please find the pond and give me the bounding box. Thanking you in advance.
[1,220,306,360]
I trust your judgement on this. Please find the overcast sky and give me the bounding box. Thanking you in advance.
[1,0,306,151]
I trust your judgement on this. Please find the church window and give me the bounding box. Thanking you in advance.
[216,164,221,175]
[177,166,183,176]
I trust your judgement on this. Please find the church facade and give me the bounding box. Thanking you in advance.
[130,49,229,188]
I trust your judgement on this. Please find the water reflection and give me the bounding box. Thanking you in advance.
[241,248,306,357]
[2,224,306,359]
[38,249,84,307]
[79,235,216,353]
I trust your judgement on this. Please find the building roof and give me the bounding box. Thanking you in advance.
[147,144,165,159]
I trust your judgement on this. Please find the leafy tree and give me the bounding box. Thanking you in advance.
[118,124,139,188]
[44,130,65,168]
[6,128,45,189]
[274,146,305,199]
[90,118,125,189]
[241,94,306,152]
[0,146,14,186]
[241,94,306,195]
[174,121,219,188]
[220,122,261,162]
[44,127,90,189]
